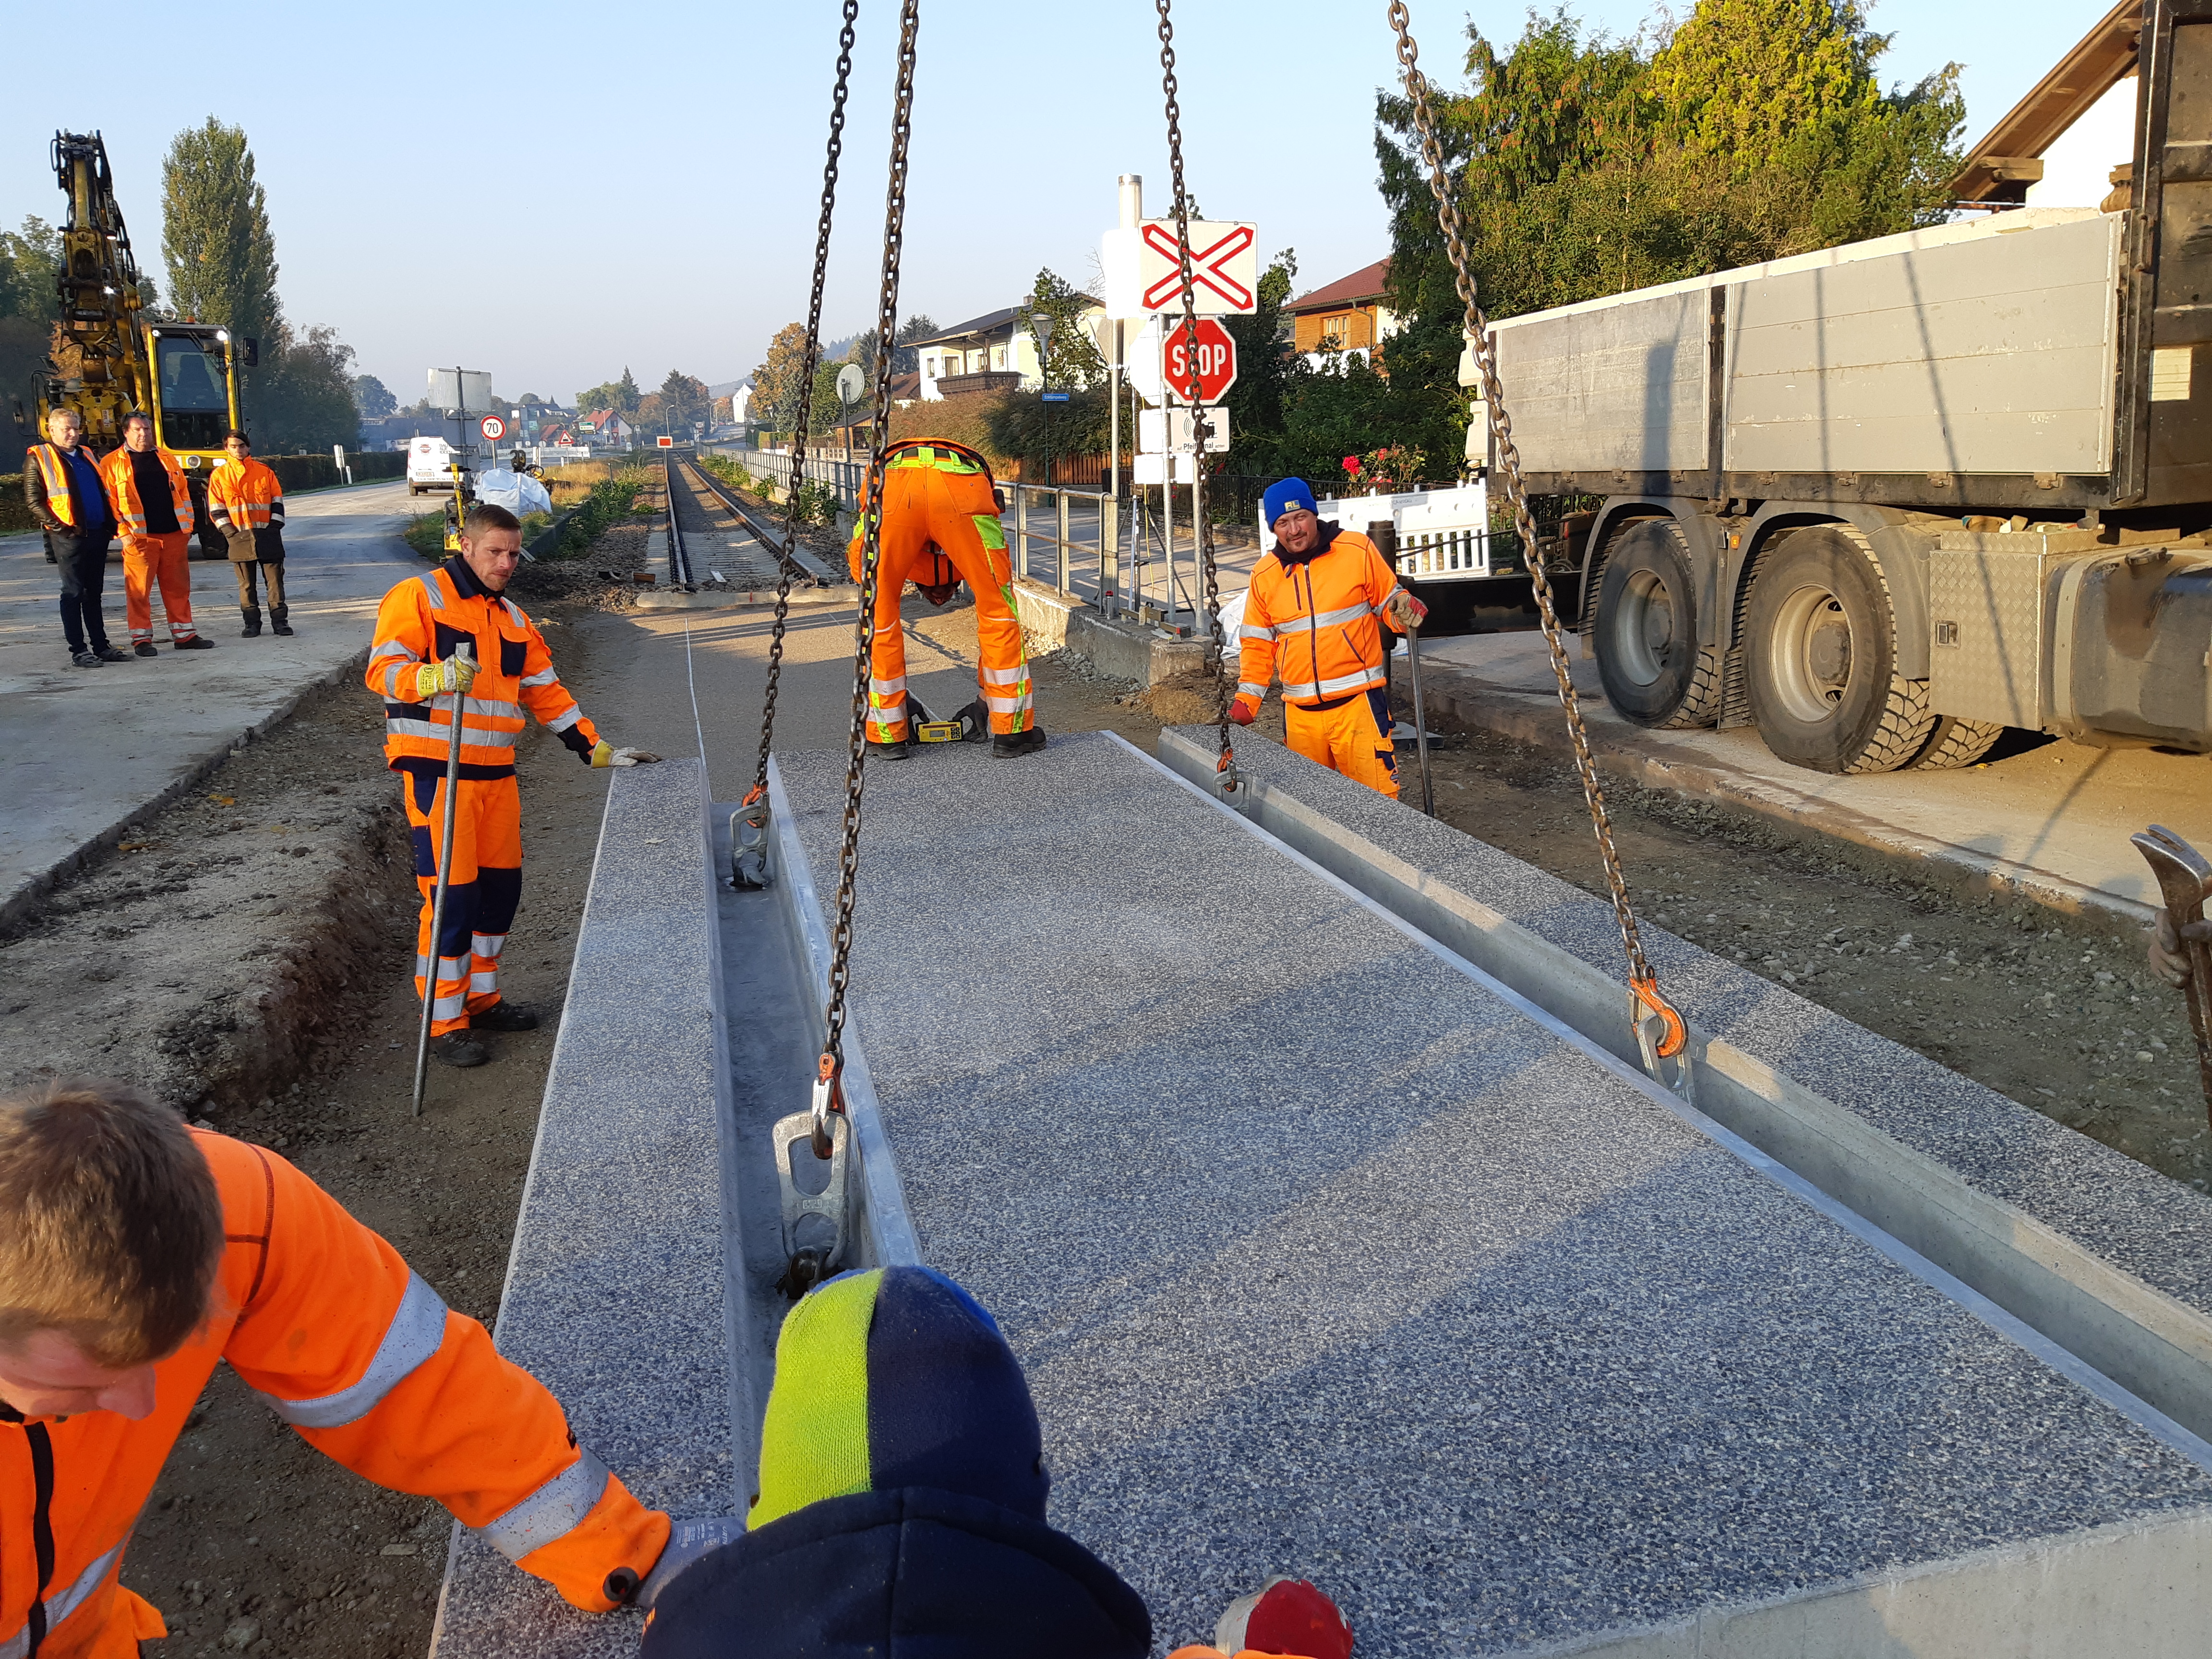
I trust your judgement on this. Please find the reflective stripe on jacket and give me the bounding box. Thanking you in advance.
[1234,527,1404,709]
[24,444,103,533]
[366,557,601,778]
[208,457,285,531]
[94,446,194,537]
[0,1132,669,1658]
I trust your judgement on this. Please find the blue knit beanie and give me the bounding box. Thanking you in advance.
[1261,478,1317,527]
[751,1266,1049,1530]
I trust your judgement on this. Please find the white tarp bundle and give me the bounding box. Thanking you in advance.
[474,468,553,517]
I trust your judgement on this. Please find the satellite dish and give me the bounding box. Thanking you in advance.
[836,363,865,406]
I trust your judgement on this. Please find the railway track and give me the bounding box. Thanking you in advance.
[675,455,841,587]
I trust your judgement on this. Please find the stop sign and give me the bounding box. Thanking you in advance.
[1163,317,1237,404]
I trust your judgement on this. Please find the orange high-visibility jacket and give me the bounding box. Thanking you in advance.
[207,456,286,531]
[94,446,194,537]
[25,443,100,530]
[0,1131,669,1658]
[366,557,601,779]
[1233,527,1406,712]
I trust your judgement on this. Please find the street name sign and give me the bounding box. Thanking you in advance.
[1101,218,1259,316]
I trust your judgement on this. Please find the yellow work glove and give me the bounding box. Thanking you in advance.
[591,741,664,768]
[414,654,479,699]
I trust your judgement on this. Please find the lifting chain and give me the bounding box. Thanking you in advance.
[1385,1,1690,1088]
[1154,0,1239,794]
[816,0,920,1153]
[744,0,860,830]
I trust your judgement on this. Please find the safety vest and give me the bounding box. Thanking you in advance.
[0,1132,666,1657]
[208,456,282,529]
[95,446,194,536]
[365,558,601,779]
[1236,527,1404,708]
[26,443,93,529]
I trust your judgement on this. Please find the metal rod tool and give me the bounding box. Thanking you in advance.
[411,642,473,1117]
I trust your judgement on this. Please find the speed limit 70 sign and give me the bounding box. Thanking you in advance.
[480,415,506,442]
[1164,318,1237,404]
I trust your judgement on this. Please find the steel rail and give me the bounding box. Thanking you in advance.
[680,457,837,586]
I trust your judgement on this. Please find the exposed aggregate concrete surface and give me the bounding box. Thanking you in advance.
[779,732,2212,1655]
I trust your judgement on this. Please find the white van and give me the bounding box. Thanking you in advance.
[407,437,466,496]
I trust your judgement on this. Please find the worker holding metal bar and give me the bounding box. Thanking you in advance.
[1231,478,1426,799]
[366,502,658,1070]
[0,1078,673,1655]
[848,440,1044,759]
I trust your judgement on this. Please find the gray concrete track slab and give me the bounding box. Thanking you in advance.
[0,480,421,920]
[1418,631,2212,921]
[776,733,2212,1654]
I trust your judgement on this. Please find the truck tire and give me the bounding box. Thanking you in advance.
[1745,525,1934,774]
[1591,521,1721,729]
[1908,715,2005,770]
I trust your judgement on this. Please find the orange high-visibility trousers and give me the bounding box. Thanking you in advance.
[402,770,522,1035]
[120,530,198,645]
[1284,686,1399,800]
[848,461,1033,741]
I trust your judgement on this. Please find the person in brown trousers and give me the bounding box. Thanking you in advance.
[208,431,292,636]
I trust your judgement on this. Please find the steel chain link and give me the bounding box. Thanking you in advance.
[821,0,919,1101]
[747,0,861,811]
[1154,0,1236,779]
[1386,2,1675,1030]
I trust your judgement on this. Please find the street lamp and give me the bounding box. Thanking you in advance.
[1031,312,1057,487]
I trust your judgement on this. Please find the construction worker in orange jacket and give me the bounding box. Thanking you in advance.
[366,501,659,1069]
[1230,477,1425,799]
[0,1077,672,1658]
[96,412,210,656]
[208,429,291,637]
[846,440,1044,759]
[22,406,130,667]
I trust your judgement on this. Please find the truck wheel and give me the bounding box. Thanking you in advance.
[1592,521,1721,729]
[1746,526,1934,773]
[1908,715,2005,770]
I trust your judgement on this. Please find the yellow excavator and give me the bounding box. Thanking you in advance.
[34,131,247,555]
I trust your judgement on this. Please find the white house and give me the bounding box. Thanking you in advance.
[911,301,1107,400]
[1950,0,2142,212]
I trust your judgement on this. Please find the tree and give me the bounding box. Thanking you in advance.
[1019,269,1105,390]
[635,391,667,431]
[160,119,280,347]
[254,324,360,452]
[891,313,938,376]
[659,369,710,430]
[752,322,816,432]
[352,373,397,419]
[0,217,60,325]
[1218,250,1300,474]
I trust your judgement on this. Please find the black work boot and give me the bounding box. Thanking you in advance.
[992,725,1047,758]
[240,607,262,637]
[866,736,911,760]
[430,1031,491,1067]
[469,1000,540,1032]
[270,604,293,637]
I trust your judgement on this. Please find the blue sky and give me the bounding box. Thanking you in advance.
[4,1,2104,406]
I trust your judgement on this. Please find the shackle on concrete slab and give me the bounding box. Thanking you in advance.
[1384,0,1687,1088]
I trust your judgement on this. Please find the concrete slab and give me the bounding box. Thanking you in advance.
[0,480,421,924]
[1160,726,2212,1450]
[430,759,742,1657]
[776,732,2212,1654]
[1415,631,2212,922]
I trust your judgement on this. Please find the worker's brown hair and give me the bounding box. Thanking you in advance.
[121,410,153,432]
[0,1079,225,1367]
[463,502,521,537]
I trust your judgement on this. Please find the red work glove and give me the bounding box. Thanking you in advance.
[1382,588,1428,629]
[1229,697,1258,727]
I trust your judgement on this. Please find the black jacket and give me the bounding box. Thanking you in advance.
[641,1487,1151,1659]
[22,442,112,537]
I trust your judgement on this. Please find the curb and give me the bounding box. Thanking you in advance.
[1417,663,2156,929]
[0,645,373,938]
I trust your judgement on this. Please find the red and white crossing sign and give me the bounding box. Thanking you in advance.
[1101,218,1259,317]
[479,414,506,442]
[1163,318,1238,404]
[656,434,674,448]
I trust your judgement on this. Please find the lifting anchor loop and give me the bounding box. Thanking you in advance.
[1214,742,1248,807]
[730,782,771,890]
[772,1054,851,1299]
[1629,974,1694,1102]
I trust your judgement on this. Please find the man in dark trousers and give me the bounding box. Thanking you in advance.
[21,407,131,668]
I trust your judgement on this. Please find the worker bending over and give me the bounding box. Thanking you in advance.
[98,412,210,656]
[367,502,658,1069]
[209,430,291,637]
[0,1078,670,1655]
[1231,478,1425,799]
[848,440,1044,759]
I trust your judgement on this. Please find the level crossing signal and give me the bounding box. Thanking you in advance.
[1164,318,1237,404]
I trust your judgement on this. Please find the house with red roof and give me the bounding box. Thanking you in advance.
[1285,257,1399,365]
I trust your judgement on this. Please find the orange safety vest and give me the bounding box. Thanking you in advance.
[0,1132,667,1658]
[26,443,94,529]
[207,456,282,529]
[94,445,194,537]
[1234,527,1405,709]
[365,558,601,778]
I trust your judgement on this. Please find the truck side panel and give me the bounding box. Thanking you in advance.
[1491,288,1709,475]
[1725,215,2119,479]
